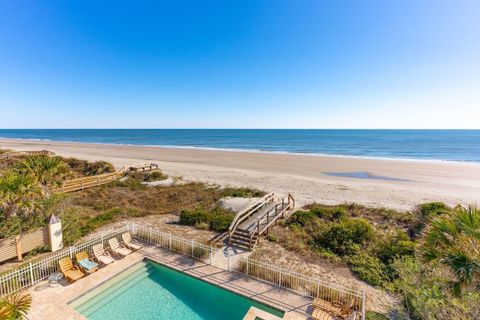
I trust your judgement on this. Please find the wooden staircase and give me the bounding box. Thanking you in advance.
[228,193,294,250]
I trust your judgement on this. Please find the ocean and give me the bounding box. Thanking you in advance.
[0,129,479,162]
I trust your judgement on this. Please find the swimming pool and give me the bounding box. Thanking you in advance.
[70,260,284,319]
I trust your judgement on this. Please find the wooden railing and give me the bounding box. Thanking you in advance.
[52,172,122,193]
[0,150,55,159]
[227,192,278,239]
[52,163,161,193]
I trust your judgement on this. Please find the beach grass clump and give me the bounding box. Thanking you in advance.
[220,187,265,198]
[63,157,115,176]
[179,206,234,232]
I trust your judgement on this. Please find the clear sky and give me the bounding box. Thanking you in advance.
[0,1,479,129]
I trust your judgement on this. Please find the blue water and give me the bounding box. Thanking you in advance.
[74,261,283,320]
[1,129,479,162]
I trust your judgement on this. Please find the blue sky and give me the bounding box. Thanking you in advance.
[0,1,479,129]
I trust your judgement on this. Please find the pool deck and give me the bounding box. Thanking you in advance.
[26,244,311,320]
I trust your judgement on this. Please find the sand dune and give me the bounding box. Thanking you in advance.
[1,138,480,211]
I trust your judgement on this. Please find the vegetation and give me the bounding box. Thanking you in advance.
[179,206,234,232]
[63,157,114,176]
[420,205,480,295]
[16,156,69,188]
[269,203,480,319]
[220,187,265,198]
[0,292,31,320]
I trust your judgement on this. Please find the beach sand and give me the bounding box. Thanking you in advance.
[1,138,479,211]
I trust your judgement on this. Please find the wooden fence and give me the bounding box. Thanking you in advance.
[0,227,49,263]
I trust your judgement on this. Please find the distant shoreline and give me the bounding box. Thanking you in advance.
[1,135,480,165]
[2,137,480,211]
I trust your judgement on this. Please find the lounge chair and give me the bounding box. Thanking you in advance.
[313,298,353,319]
[312,308,333,320]
[58,257,85,283]
[121,232,143,251]
[75,251,99,274]
[92,244,115,266]
[108,238,132,257]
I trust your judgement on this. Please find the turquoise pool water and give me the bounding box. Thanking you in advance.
[71,260,284,319]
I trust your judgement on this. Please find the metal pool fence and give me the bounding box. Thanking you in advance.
[0,226,128,296]
[228,255,366,319]
[1,223,365,320]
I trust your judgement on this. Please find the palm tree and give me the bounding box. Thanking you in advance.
[0,171,43,218]
[16,155,69,188]
[421,205,480,295]
[0,292,32,319]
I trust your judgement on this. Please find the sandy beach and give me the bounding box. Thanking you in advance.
[1,138,479,211]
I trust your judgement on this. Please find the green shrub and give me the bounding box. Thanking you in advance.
[288,210,317,227]
[221,187,265,198]
[376,231,415,264]
[313,218,374,255]
[60,208,83,245]
[310,206,348,221]
[179,208,211,226]
[209,209,234,232]
[266,235,277,242]
[418,202,450,219]
[366,311,389,320]
[127,170,167,182]
[179,207,234,232]
[347,251,389,286]
[81,208,145,235]
[409,202,451,237]
[64,158,115,176]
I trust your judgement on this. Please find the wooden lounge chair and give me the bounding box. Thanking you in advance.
[121,232,143,251]
[92,244,115,266]
[75,251,99,274]
[58,257,85,283]
[108,238,132,257]
[312,308,334,320]
[313,298,354,319]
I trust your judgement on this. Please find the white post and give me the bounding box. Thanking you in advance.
[48,215,63,252]
[169,233,172,250]
[209,245,212,265]
[29,262,34,285]
[227,252,230,271]
[191,239,194,258]
[69,246,73,259]
[246,258,249,276]
[101,234,104,247]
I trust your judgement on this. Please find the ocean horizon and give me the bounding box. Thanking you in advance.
[1,129,479,163]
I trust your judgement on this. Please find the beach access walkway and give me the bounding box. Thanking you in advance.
[227,193,295,250]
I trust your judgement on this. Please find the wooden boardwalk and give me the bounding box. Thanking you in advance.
[228,193,295,250]
[0,150,55,159]
[52,163,161,193]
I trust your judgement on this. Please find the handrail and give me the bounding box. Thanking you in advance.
[52,162,160,193]
[253,194,295,242]
[0,150,55,159]
[227,192,276,239]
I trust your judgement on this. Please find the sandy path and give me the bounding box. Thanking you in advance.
[1,138,480,211]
